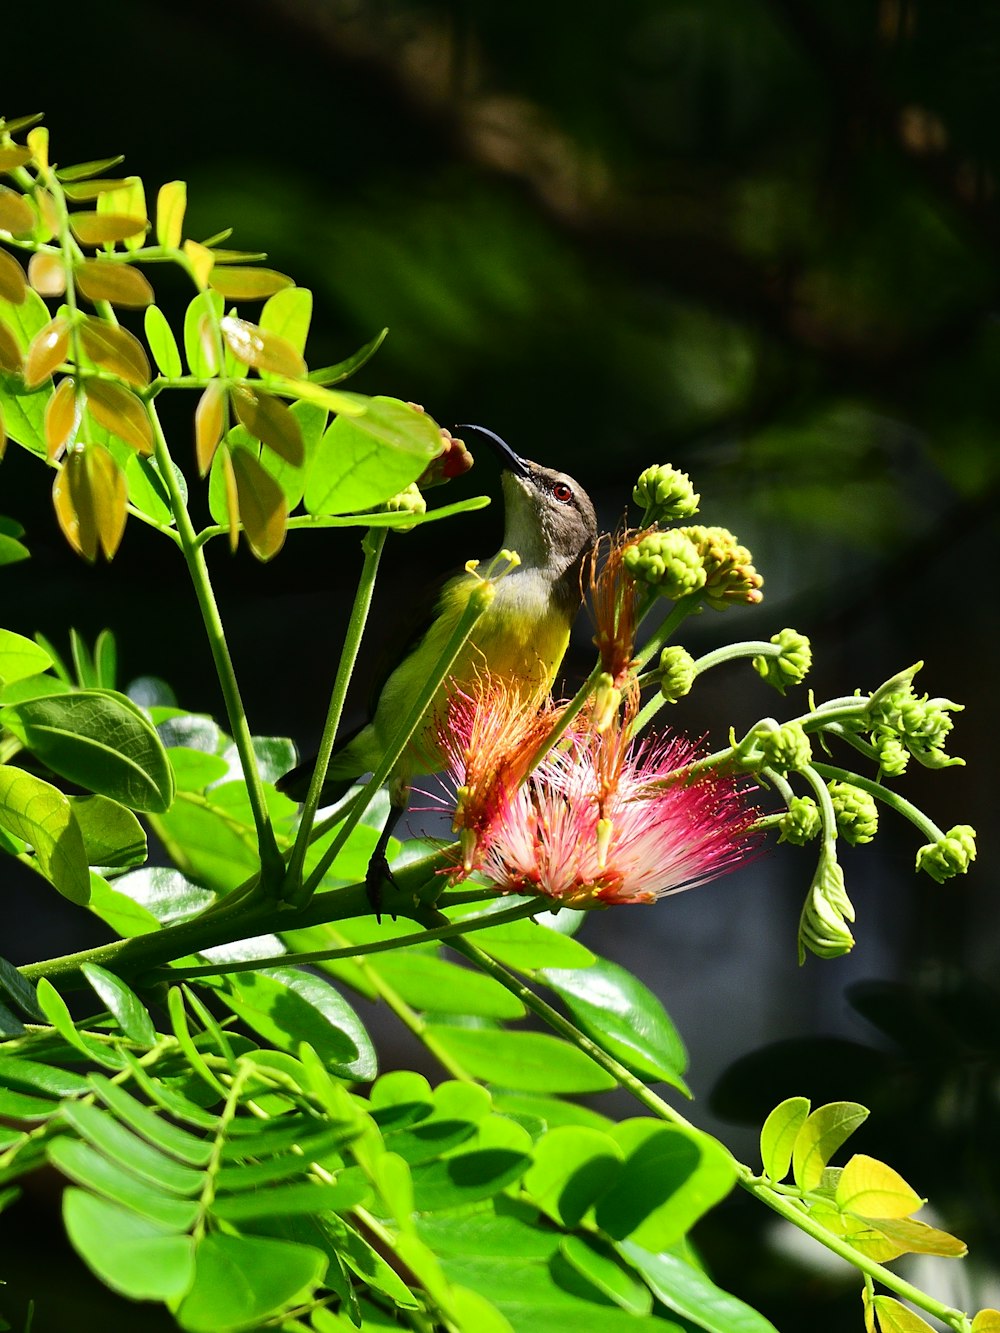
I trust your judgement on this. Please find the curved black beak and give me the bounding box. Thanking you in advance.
[455,424,531,478]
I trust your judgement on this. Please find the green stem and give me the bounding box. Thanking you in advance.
[812,761,945,843]
[299,580,496,899]
[438,917,970,1330]
[526,662,602,773]
[632,594,701,671]
[283,528,387,905]
[144,398,283,889]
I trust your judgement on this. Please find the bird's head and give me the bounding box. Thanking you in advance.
[457,425,597,579]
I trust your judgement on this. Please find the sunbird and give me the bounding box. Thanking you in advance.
[280,425,598,905]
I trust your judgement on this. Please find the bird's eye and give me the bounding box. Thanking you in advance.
[552,482,573,503]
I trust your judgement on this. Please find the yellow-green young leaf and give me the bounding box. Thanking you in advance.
[871,1297,937,1333]
[853,1215,967,1258]
[0,317,22,374]
[0,629,52,684]
[75,260,153,310]
[85,379,153,456]
[272,377,367,416]
[155,181,186,250]
[34,189,59,241]
[61,178,133,201]
[69,213,148,247]
[219,447,240,553]
[97,178,146,252]
[24,316,70,387]
[183,290,223,376]
[231,446,287,561]
[972,1311,1000,1332]
[260,285,312,358]
[52,445,127,561]
[79,318,150,388]
[27,251,65,297]
[0,764,90,903]
[792,1101,869,1192]
[143,304,182,378]
[195,381,226,476]
[208,267,294,301]
[0,185,34,236]
[183,239,214,291]
[0,145,32,172]
[45,376,79,459]
[230,385,303,464]
[0,249,27,304]
[0,404,6,460]
[760,1096,810,1183]
[835,1155,922,1220]
[220,316,306,378]
[26,126,48,171]
[56,155,125,182]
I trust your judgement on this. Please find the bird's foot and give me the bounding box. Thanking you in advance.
[365,854,399,924]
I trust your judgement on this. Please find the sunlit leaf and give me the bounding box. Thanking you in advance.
[44,375,79,459]
[792,1101,869,1192]
[183,239,214,291]
[308,327,388,385]
[176,1232,325,1332]
[34,187,59,239]
[24,124,47,169]
[972,1312,1000,1332]
[220,315,306,378]
[27,251,66,297]
[70,794,147,870]
[0,249,26,304]
[183,290,223,377]
[155,180,186,249]
[854,1215,967,1258]
[143,304,182,378]
[81,963,157,1044]
[195,380,226,476]
[24,316,69,387]
[230,384,303,464]
[260,285,312,358]
[0,186,34,237]
[3,688,174,812]
[97,178,146,252]
[0,629,52,686]
[835,1154,923,1220]
[86,378,153,456]
[0,764,90,903]
[0,317,22,374]
[871,1296,938,1333]
[75,260,154,309]
[52,445,127,560]
[79,317,150,387]
[0,145,32,172]
[620,1243,780,1333]
[63,1190,195,1301]
[56,155,126,182]
[523,1125,623,1228]
[231,446,287,560]
[305,397,441,515]
[0,403,5,460]
[219,447,239,552]
[209,266,294,300]
[70,213,148,247]
[61,178,133,200]
[760,1096,810,1184]
[426,1027,616,1093]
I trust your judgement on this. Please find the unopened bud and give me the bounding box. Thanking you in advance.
[382,482,426,531]
[915,825,976,883]
[827,780,878,845]
[592,673,621,732]
[779,795,822,845]
[753,628,811,693]
[623,530,706,600]
[417,423,474,490]
[756,721,811,773]
[659,646,696,702]
[798,849,855,963]
[679,525,764,610]
[633,464,700,523]
[872,728,909,776]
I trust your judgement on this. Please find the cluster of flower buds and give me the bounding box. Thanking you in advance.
[827,780,879,845]
[633,463,700,524]
[778,795,822,845]
[677,526,764,610]
[658,646,696,702]
[753,628,812,694]
[380,482,427,531]
[736,719,812,774]
[865,663,964,774]
[623,529,706,600]
[916,825,977,883]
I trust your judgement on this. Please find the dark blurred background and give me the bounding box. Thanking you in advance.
[2,0,998,1328]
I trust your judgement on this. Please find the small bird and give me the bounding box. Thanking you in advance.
[280,425,598,906]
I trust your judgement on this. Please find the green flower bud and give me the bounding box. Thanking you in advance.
[778,795,822,845]
[633,463,700,523]
[798,849,855,963]
[753,628,812,694]
[915,825,977,884]
[381,482,427,532]
[872,728,910,777]
[867,663,964,770]
[756,721,811,773]
[827,780,878,845]
[623,530,706,600]
[678,525,764,610]
[659,646,696,702]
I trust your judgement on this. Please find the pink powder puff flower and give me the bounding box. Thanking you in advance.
[442,681,759,906]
